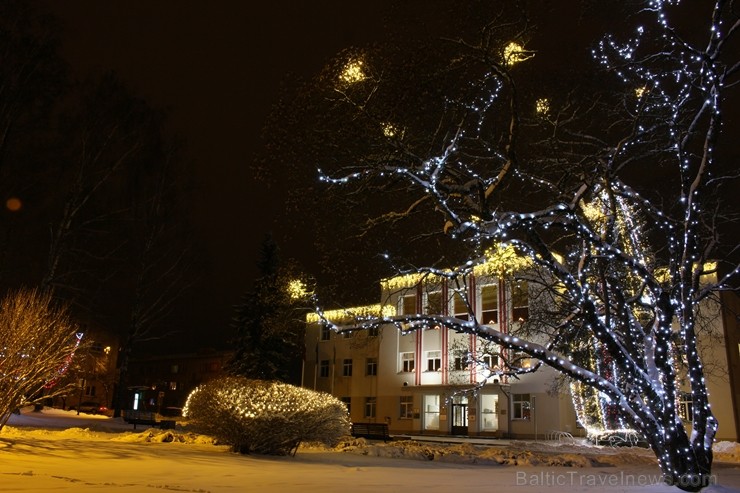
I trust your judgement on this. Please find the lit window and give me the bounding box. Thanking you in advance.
[342,358,353,377]
[426,350,441,371]
[319,360,330,378]
[400,352,415,373]
[366,357,378,376]
[481,284,498,324]
[511,282,528,322]
[425,291,443,315]
[482,353,498,368]
[401,294,416,315]
[452,292,469,320]
[679,392,693,421]
[512,393,531,420]
[169,381,177,391]
[400,395,414,419]
[512,351,532,369]
[364,397,376,418]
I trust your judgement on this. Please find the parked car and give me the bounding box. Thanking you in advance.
[72,401,108,415]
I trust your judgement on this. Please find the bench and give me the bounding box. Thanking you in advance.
[124,410,159,430]
[351,422,390,441]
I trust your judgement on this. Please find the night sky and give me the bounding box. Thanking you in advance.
[29,0,401,350]
[17,1,738,352]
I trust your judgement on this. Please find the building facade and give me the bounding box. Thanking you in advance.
[304,271,580,439]
[303,269,740,441]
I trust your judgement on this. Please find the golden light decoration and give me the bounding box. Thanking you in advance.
[535,98,550,116]
[474,243,532,278]
[287,279,310,300]
[305,304,396,324]
[339,58,366,84]
[381,272,434,290]
[635,86,648,98]
[503,42,531,66]
[382,122,398,138]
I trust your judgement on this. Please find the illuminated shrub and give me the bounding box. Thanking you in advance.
[183,376,350,455]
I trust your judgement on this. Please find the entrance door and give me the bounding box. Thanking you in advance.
[450,403,468,435]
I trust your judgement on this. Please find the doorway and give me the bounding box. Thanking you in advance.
[450,396,468,435]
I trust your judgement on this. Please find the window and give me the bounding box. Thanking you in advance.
[342,358,353,377]
[364,397,376,418]
[512,393,531,420]
[319,360,330,378]
[320,324,331,341]
[400,352,415,372]
[511,282,529,322]
[368,326,379,337]
[482,353,499,368]
[425,291,443,314]
[452,291,469,320]
[453,356,468,371]
[169,381,177,391]
[512,351,532,369]
[366,357,378,376]
[401,294,416,315]
[423,395,441,430]
[342,330,354,339]
[679,392,693,421]
[341,397,351,415]
[481,284,499,324]
[170,365,179,374]
[426,350,441,371]
[400,395,414,419]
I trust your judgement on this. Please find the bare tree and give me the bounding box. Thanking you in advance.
[303,1,738,490]
[0,288,84,431]
[112,145,195,417]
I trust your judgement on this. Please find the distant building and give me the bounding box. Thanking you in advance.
[125,349,232,413]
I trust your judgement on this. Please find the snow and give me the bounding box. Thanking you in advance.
[1,407,739,492]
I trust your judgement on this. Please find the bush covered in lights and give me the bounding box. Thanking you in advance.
[183,376,350,455]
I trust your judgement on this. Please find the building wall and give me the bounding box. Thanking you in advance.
[304,269,739,441]
[303,272,576,438]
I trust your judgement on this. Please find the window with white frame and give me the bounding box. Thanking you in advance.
[401,294,416,315]
[366,357,378,376]
[364,397,376,418]
[512,351,532,369]
[400,352,415,372]
[320,324,331,341]
[425,291,443,315]
[426,350,441,371]
[511,282,529,322]
[512,393,531,420]
[481,284,499,324]
[341,397,351,415]
[453,355,468,371]
[400,395,414,419]
[679,392,693,421]
[482,353,499,369]
[342,358,353,377]
[319,360,329,378]
[452,291,469,320]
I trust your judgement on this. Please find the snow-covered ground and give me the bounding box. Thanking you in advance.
[1,407,739,492]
